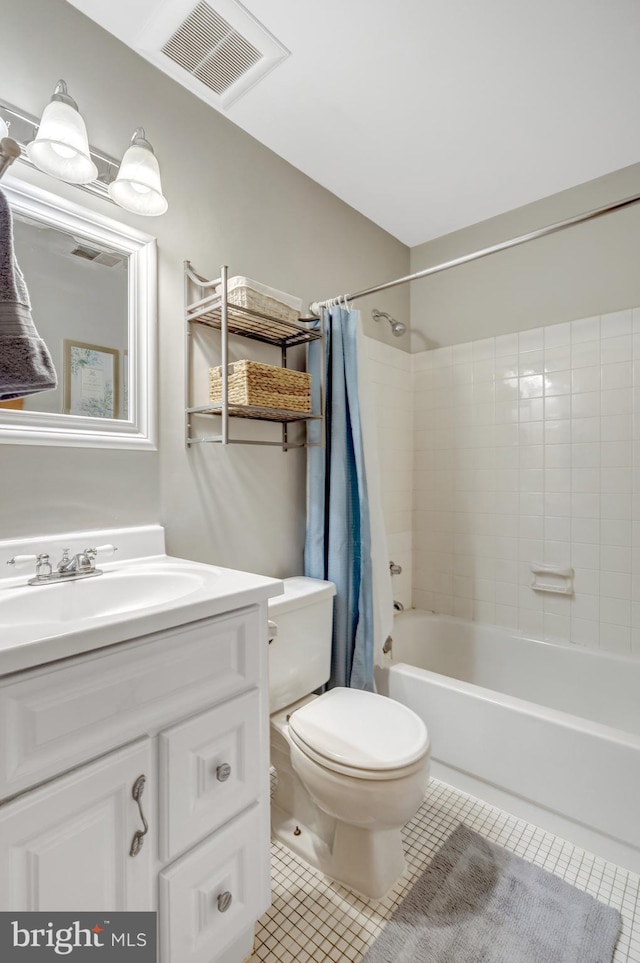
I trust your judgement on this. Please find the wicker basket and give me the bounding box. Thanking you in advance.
[217,277,302,326]
[209,360,312,413]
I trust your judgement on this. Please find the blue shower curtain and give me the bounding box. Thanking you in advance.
[304,307,375,691]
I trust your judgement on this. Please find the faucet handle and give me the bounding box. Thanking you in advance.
[83,544,117,566]
[7,554,38,567]
[87,544,117,558]
[7,553,51,578]
[36,555,53,579]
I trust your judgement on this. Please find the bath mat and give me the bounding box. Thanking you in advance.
[361,824,621,963]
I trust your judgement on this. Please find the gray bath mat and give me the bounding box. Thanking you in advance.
[362,824,621,963]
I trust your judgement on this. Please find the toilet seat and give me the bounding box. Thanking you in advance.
[288,687,429,781]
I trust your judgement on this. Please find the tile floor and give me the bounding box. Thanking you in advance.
[253,779,640,963]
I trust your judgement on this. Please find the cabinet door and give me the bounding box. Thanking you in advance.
[0,740,154,912]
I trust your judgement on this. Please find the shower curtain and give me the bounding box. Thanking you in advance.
[305,306,393,691]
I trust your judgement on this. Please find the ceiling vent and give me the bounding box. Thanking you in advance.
[70,245,124,268]
[140,0,289,109]
[163,2,261,96]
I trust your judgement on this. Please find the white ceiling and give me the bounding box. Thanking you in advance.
[66,0,640,246]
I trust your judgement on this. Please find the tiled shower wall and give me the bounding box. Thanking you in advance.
[412,307,640,656]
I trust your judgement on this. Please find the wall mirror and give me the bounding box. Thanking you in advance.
[0,176,157,448]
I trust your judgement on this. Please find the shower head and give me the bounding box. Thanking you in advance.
[372,309,406,338]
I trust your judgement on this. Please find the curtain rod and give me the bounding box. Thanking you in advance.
[308,191,640,316]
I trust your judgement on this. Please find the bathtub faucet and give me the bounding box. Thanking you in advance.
[393,600,404,611]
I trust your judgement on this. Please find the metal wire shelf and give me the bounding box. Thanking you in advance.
[187,403,322,424]
[184,262,325,449]
[187,294,321,348]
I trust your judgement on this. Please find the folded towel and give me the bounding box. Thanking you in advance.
[0,187,57,401]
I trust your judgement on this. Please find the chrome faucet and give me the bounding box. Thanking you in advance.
[56,547,99,575]
[389,560,402,575]
[7,544,117,585]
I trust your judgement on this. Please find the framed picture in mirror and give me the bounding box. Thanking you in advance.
[63,341,120,419]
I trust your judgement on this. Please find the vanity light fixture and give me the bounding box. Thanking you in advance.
[108,128,168,217]
[26,81,98,185]
[0,87,168,216]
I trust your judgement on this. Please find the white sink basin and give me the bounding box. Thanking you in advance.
[0,533,282,676]
[0,564,208,627]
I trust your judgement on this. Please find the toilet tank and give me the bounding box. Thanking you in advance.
[268,577,336,714]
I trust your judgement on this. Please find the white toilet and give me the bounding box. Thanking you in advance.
[268,576,431,899]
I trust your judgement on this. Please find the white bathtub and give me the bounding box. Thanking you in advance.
[374,610,640,872]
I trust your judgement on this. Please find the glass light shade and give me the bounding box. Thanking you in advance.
[109,138,168,217]
[26,99,98,184]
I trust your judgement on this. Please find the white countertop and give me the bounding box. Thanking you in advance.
[0,525,283,677]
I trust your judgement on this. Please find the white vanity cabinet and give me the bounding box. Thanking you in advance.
[0,601,273,963]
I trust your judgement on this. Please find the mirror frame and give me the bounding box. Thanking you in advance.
[0,175,157,449]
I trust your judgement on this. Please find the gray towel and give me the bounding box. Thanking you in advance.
[0,187,57,401]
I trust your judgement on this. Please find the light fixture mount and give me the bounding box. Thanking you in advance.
[49,80,78,110]
[130,127,152,151]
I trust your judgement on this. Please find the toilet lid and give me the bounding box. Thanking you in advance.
[288,687,428,772]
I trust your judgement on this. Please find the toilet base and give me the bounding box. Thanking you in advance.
[271,803,407,900]
[330,822,407,899]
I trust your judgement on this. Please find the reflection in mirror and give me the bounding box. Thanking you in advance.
[11,215,128,419]
[0,177,157,449]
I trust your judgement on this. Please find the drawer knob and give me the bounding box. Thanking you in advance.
[216,763,232,782]
[217,891,233,913]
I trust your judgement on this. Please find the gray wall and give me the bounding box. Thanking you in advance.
[410,163,640,350]
[0,0,409,575]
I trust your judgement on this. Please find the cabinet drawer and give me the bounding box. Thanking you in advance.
[159,690,261,860]
[0,607,260,799]
[159,805,267,963]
